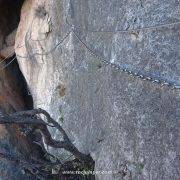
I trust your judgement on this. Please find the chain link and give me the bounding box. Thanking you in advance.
[72,30,180,89]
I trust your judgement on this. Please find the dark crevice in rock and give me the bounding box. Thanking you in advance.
[0,0,32,110]
[0,0,31,111]
[5,54,34,110]
[0,0,24,36]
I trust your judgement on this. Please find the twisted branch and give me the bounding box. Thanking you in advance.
[0,108,93,164]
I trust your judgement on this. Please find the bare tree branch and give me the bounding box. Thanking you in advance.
[0,109,93,164]
[11,108,69,141]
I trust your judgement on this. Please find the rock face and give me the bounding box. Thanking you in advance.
[16,0,180,179]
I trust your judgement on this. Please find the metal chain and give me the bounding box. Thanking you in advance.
[72,30,180,89]
[1,19,179,89]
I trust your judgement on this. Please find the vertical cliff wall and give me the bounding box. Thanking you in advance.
[16,0,180,179]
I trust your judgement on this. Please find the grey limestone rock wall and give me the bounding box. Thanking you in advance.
[16,0,180,179]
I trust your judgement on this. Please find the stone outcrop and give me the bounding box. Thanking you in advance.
[15,0,180,179]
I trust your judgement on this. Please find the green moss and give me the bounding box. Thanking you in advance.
[133,162,144,173]
[58,109,64,123]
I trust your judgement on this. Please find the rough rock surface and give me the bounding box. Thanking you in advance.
[16,0,180,179]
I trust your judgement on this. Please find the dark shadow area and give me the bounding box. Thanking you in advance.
[0,0,24,36]
[0,0,33,109]
[6,54,33,110]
